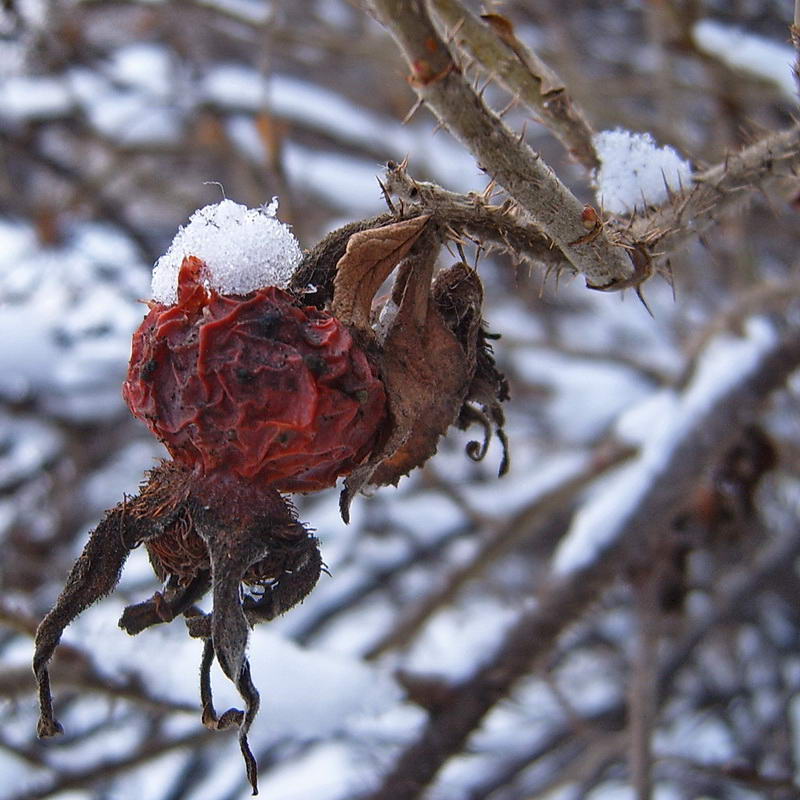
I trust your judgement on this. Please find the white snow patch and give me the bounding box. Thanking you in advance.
[0,0,45,76]
[226,116,388,213]
[247,629,403,741]
[3,0,45,28]
[403,594,519,681]
[86,91,181,144]
[151,199,302,304]
[593,129,692,214]
[0,75,73,119]
[258,742,367,800]
[82,439,164,512]
[512,347,652,444]
[196,0,271,23]
[205,67,481,193]
[0,414,62,490]
[614,389,677,447]
[313,0,356,28]
[693,19,797,101]
[553,319,778,575]
[107,43,174,99]
[0,219,147,421]
[656,713,736,763]
[585,783,683,800]
[555,649,622,715]
[282,140,387,213]
[465,450,589,518]
[68,67,182,145]
[202,63,267,108]
[0,749,48,800]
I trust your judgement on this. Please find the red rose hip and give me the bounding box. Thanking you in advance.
[123,256,387,491]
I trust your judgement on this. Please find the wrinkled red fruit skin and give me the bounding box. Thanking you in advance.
[123,257,386,492]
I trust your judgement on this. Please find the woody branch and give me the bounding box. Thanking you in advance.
[368,0,635,289]
[428,0,599,171]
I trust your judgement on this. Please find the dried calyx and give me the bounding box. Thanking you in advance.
[32,203,509,794]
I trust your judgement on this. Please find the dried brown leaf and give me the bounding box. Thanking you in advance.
[331,215,431,330]
[340,257,475,519]
[370,298,469,485]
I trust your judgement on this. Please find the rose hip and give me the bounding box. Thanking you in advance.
[123,256,387,492]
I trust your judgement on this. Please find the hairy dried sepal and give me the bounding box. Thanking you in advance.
[33,462,321,795]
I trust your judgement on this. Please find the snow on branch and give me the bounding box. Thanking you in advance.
[693,19,797,101]
[593,129,692,215]
[553,318,777,575]
[628,123,800,258]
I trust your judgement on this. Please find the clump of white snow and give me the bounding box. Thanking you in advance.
[150,198,302,304]
[693,19,796,102]
[593,129,692,215]
[552,318,778,576]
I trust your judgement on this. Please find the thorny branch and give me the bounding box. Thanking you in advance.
[382,161,568,272]
[384,124,800,293]
[368,0,635,289]
[368,0,800,300]
[628,124,800,268]
[429,0,599,171]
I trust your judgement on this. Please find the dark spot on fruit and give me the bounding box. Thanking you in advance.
[141,359,158,381]
[304,354,328,375]
[236,367,256,384]
[256,311,282,338]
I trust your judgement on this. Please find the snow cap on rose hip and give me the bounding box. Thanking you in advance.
[124,199,387,492]
[150,198,303,304]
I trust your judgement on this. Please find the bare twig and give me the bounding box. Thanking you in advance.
[627,124,800,265]
[466,524,800,799]
[429,0,599,171]
[628,583,659,800]
[383,161,569,271]
[792,4,800,96]
[291,523,470,645]
[8,730,220,800]
[368,0,634,289]
[0,130,158,264]
[0,660,198,715]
